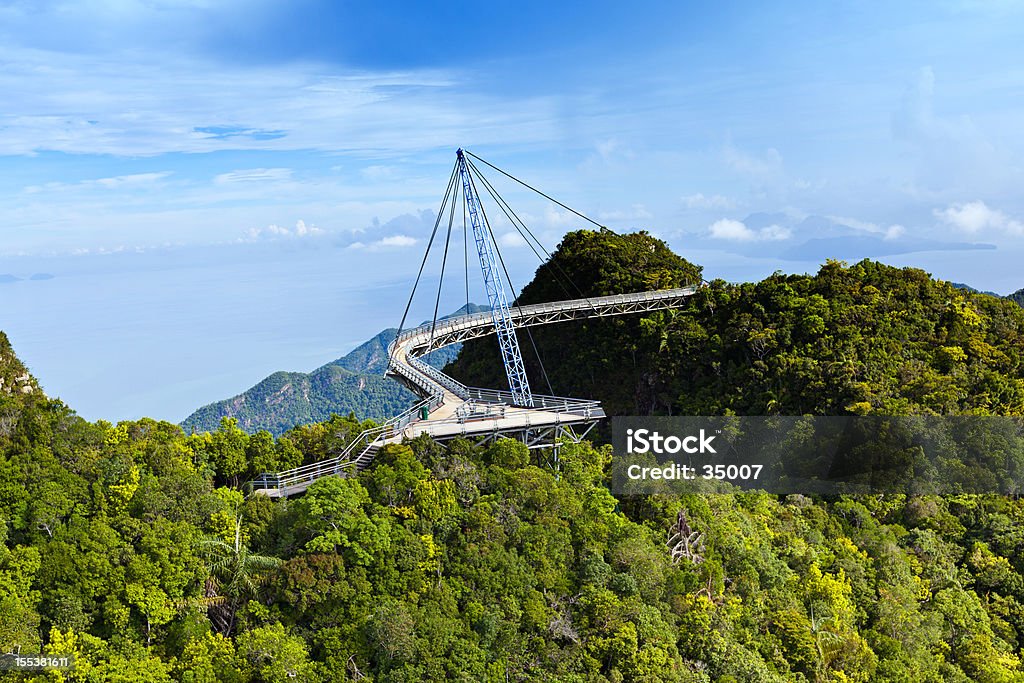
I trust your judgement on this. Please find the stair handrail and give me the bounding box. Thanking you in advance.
[249,390,444,492]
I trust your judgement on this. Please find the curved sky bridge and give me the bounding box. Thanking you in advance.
[250,148,705,497]
[250,285,702,497]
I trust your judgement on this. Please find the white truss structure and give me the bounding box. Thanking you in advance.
[456,149,534,407]
[249,283,705,498]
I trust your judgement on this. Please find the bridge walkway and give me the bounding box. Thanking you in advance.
[249,284,702,497]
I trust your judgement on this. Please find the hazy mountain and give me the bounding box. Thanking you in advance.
[1008,287,1024,307]
[181,304,487,435]
[949,281,1001,297]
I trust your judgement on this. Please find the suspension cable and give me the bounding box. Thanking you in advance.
[464,162,556,395]
[466,156,591,305]
[429,176,459,348]
[465,149,607,231]
[388,161,458,372]
[394,150,605,393]
[462,188,469,314]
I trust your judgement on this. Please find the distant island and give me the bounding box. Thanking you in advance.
[0,272,56,283]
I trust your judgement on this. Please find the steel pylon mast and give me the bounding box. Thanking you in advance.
[456,148,533,407]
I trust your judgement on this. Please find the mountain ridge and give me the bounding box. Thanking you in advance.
[180,303,487,435]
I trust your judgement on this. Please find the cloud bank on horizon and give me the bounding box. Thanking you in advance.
[0,0,1021,289]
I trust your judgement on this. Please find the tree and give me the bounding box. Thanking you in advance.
[296,476,390,565]
[197,514,281,635]
[235,622,318,682]
[176,632,245,683]
[200,418,249,486]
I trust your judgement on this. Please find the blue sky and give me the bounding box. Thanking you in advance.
[1,0,1023,421]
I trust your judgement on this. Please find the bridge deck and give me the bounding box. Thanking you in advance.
[250,284,701,497]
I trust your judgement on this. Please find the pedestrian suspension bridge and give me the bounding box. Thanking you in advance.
[250,149,704,497]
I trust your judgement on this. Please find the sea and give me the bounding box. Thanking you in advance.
[0,241,493,424]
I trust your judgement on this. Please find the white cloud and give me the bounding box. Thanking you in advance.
[356,210,438,237]
[245,219,324,241]
[884,224,906,240]
[681,193,735,210]
[498,232,528,248]
[24,171,171,193]
[708,218,791,242]
[709,219,753,240]
[92,172,172,188]
[891,67,1016,195]
[543,206,578,228]
[360,165,397,181]
[348,234,419,251]
[824,215,907,240]
[723,143,783,177]
[934,200,1023,235]
[375,235,417,248]
[0,42,561,158]
[215,168,293,184]
[593,138,634,163]
[759,224,793,241]
[598,204,652,222]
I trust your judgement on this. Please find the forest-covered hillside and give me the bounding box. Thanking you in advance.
[4,234,1024,681]
[448,230,1024,419]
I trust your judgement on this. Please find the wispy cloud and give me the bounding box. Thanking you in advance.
[24,172,172,193]
[825,215,906,240]
[194,126,286,141]
[681,193,735,210]
[723,142,783,177]
[885,224,906,240]
[0,44,561,157]
[892,67,1018,195]
[543,207,578,228]
[598,204,652,222]
[215,168,293,184]
[347,234,418,251]
[360,165,398,181]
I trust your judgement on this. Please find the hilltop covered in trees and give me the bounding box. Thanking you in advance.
[449,230,1024,418]
[3,233,1024,681]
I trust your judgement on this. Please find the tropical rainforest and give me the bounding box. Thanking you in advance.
[3,229,1024,682]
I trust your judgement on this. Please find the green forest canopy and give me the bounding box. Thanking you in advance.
[3,231,1024,681]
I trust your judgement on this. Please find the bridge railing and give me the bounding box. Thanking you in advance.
[253,285,705,495]
[388,350,454,399]
[404,355,601,413]
[249,391,444,494]
[393,284,703,348]
[397,400,604,439]
[249,385,602,494]
[406,355,470,399]
[459,385,601,411]
[395,311,493,345]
